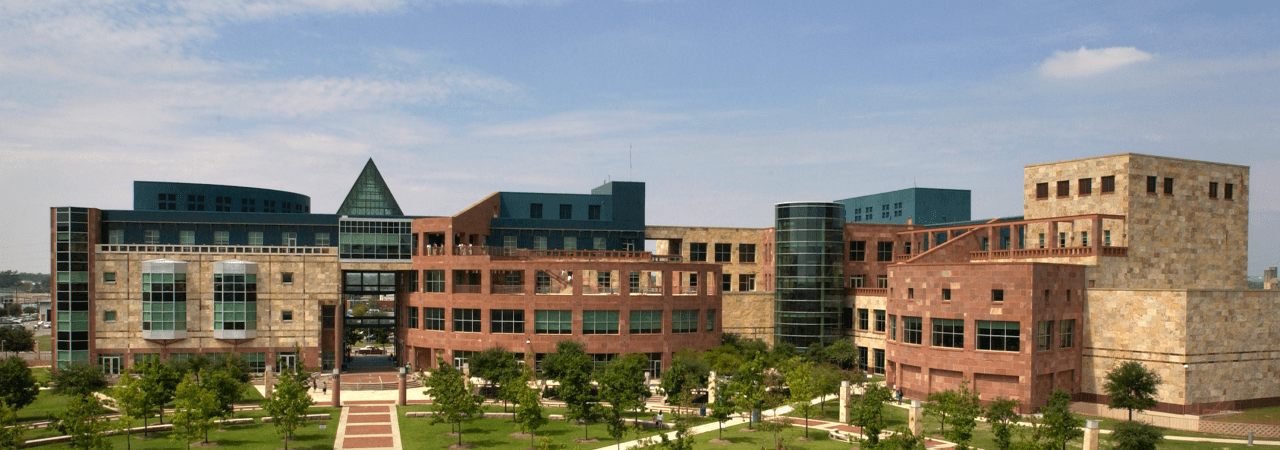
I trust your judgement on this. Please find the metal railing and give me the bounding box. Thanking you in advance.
[98,244,331,255]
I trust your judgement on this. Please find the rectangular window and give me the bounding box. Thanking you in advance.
[563,236,577,250]
[1045,289,1051,301]
[932,318,964,348]
[104,272,116,283]
[1057,180,1070,197]
[108,229,124,244]
[1036,183,1049,199]
[908,288,914,299]
[877,275,888,289]
[1036,320,1053,351]
[714,243,732,262]
[706,309,716,332]
[857,308,869,330]
[874,310,886,332]
[903,316,923,345]
[180,230,195,245]
[629,310,662,334]
[490,309,525,334]
[1059,320,1075,348]
[145,230,160,244]
[535,310,572,334]
[282,232,297,246]
[977,321,1020,352]
[1039,233,1045,248]
[1105,230,1111,246]
[407,307,419,329]
[104,311,117,322]
[739,244,756,263]
[588,204,601,220]
[889,315,897,340]
[559,204,572,220]
[424,308,445,330]
[249,232,263,246]
[1101,175,1116,193]
[672,310,698,333]
[1164,177,1174,195]
[1059,232,1066,248]
[942,288,952,301]
[423,270,445,293]
[721,274,732,292]
[1209,182,1219,198]
[315,232,330,246]
[841,307,854,329]
[850,275,865,288]
[849,241,866,261]
[1081,231,1088,246]
[738,274,755,292]
[877,242,893,261]
[1079,178,1092,195]
[689,243,707,262]
[1147,176,1158,193]
[530,203,543,219]
[282,310,293,322]
[1225,183,1234,200]
[452,308,481,333]
[593,237,606,250]
[873,349,885,375]
[858,347,869,372]
[281,272,293,284]
[992,289,1004,302]
[504,235,517,248]
[630,271,640,291]
[582,310,619,335]
[534,236,547,250]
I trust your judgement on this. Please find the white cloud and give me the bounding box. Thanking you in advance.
[1039,46,1153,78]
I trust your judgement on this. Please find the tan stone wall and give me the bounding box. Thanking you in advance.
[848,294,887,352]
[1081,289,1189,405]
[93,250,340,365]
[1184,289,1280,405]
[721,292,773,343]
[647,226,768,294]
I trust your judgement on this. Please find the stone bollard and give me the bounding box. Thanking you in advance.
[1248,430,1254,446]
[397,367,407,406]
[331,368,341,408]
[909,400,923,437]
[839,381,851,423]
[264,365,274,397]
[1083,420,1099,450]
[708,371,717,404]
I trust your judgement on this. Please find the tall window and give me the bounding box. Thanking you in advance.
[849,241,866,261]
[424,308,445,330]
[535,310,571,335]
[213,262,257,334]
[739,244,756,263]
[1225,183,1234,200]
[689,243,707,262]
[877,242,894,262]
[563,236,577,250]
[630,310,662,334]
[903,317,923,344]
[874,310,886,332]
[406,307,419,329]
[1056,180,1069,197]
[672,310,699,333]
[1036,183,1049,199]
[1079,178,1092,195]
[1059,320,1075,348]
[1147,176,1158,193]
[423,270,445,293]
[721,274,732,292]
[1036,321,1053,350]
[932,318,964,348]
[1209,182,1218,198]
[530,203,543,219]
[738,274,755,292]
[588,204,601,220]
[559,204,573,220]
[877,275,888,289]
[1164,177,1174,195]
[706,309,716,332]
[889,315,897,340]
[714,243,732,262]
[142,262,187,333]
[282,232,297,246]
[857,308,869,330]
[582,310,619,335]
[490,309,524,334]
[180,230,195,245]
[977,321,1020,352]
[1101,175,1115,193]
[453,308,481,333]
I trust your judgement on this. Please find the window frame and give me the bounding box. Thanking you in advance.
[1147,176,1158,193]
[1036,183,1049,199]
[423,307,445,331]
[1036,320,1053,351]
[672,310,699,333]
[1059,319,1075,348]
[739,244,756,263]
[490,309,525,334]
[874,310,886,332]
[452,308,482,333]
[848,241,866,261]
[714,243,732,262]
[876,242,894,262]
[931,318,964,349]
[535,310,572,335]
[689,243,707,262]
[977,320,1021,352]
[902,317,923,345]
[857,308,869,330]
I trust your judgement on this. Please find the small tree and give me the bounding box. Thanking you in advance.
[730,354,769,430]
[54,394,111,450]
[0,356,39,410]
[1109,420,1164,450]
[1041,389,1083,450]
[424,357,483,447]
[171,374,219,448]
[1103,361,1162,422]
[136,359,181,424]
[658,349,708,406]
[261,363,315,450]
[108,369,151,446]
[984,397,1020,450]
[783,357,819,439]
[944,380,982,450]
[850,382,892,446]
[924,389,957,437]
[50,362,108,398]
[201,367,246,422]
[0,328,34,354]
[813,363,844,417]
[598,354,648,449]
[881,427,928,450]
[0,403,26,450]
[707,373,737,441]
[543,340,599,441]
[471,346,523,412]
[511,367,547,449]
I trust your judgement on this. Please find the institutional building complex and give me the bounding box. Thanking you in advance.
[52,153,1277,414]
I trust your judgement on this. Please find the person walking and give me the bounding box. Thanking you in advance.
[655,411,663,428]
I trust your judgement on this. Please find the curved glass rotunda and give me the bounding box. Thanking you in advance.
[774,202,846,350]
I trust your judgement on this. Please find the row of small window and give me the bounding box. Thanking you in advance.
[102,352,281,374]
[1036,175,1237,200]
[114,230,328,246]
[508,236,609,250]
[847,241,893,262]
[103,307,286,325]
[156,194,307,213]
[404,308,716,335]
[902,288,1073,303]
[888,316,1075,351]
[851,203,903,221]
[688,243,757,263]
[104,271,296,285]
[529,203,603,221]
[720,274,757,292]
[849,274,887,288]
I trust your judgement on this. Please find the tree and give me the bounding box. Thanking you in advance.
[171,374,219,448]
[1041,389,1083,450]
[0,403,25,450]
[423,356,483,447]
[1109,420,1164,450]
[1103,361,1162,422]
[54,394,111,450]
[943,381,982,450]
[471,346,522,412]
[783,357,820,439]
[0,271,20,289]
[984,397,1021,450]
[543,340,599,441]
[924,389,957,437]
[659,348,708,406]
[880,427,928,450]
[50,362,108,398]
[706,372,737,441]
[824,339,859,370]
[136,359,181,424]
[3,305,19,318]
[850,382,892,446]
[0,328,34,354]
[108,369,151,446]
[201,367,247,421]
[729,354,771,430]
[261,362,315,450]
[598,354,648,449]
[813,363,845,416]
[510,367,547,450]
[702,344,745,376]
[21,307,35,315]
[0,356,38,410]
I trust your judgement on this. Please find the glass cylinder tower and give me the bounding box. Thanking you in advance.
[774,202,845,350]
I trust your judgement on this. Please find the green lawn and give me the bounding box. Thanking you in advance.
[36,335,50,352]
[398,404,711,450]
[36,407,339,450]
[31,366,50,385]
[1211,406,1280,424]
[691,420,850,450]
[17,390,71,423]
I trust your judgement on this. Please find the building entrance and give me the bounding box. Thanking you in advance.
[340,270,401,372]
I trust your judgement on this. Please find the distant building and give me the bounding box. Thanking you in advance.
[835,187,971,226]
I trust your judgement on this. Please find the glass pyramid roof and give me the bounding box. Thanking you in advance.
[336,159,404,216]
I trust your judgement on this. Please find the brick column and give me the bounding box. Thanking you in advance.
[331,367,341,407]
[987,226,995,252]
[1083,420,1099,450]
[909,400,923,436]
[1047,221,1058,248]
[1091,216,1103,255]
[398,367,407,406]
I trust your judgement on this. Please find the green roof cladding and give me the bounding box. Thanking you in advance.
[336,159,404,216]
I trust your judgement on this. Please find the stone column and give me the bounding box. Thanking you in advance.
[1047,221,1058,249]
[708,371,717,404]
[331,368,341,408]
[1091,216,1103,254]
[264,365,274,397]
[839,380,851,423]
[1083,420,1099,450]
[909,400,923,437]
[398,367,407,406]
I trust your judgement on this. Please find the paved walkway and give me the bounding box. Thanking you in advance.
[334,401,402,450]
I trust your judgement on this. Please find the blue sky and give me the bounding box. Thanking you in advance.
[1,0,1278,275]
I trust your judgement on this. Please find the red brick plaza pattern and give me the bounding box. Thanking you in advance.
[338,403,399,450]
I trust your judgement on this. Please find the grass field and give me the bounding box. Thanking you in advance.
[36,407,339,450]
[397,404,712,450]
[1211,406,1280,424]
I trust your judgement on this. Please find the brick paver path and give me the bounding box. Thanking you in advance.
[335,401,401,450]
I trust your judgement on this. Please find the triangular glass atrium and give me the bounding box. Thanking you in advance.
[336,159,404,216]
